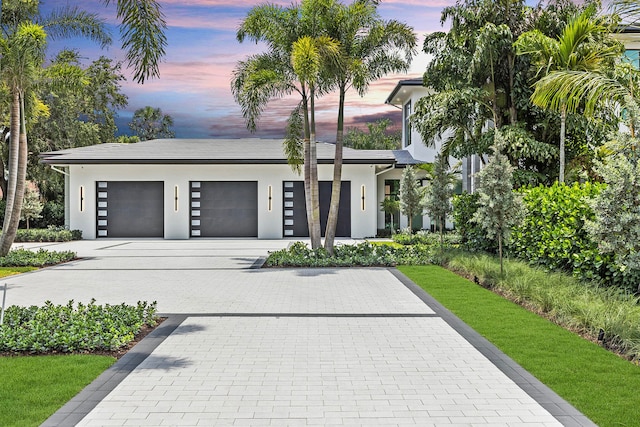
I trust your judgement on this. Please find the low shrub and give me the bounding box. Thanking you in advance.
[392,229,460,247]
[442,250,640,361]
[0,300,158,353]
[14,227,82,242]
[265,241,432,267]
[509,182,621,286]
[0,248,76,267]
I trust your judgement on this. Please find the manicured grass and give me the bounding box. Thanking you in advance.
[0,267,36,278]
[0,355,115,427]
[399,265,640,427]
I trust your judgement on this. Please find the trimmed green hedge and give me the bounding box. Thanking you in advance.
[14,228,82,242]
[0,300,158,353]
[0,249,76,267]
[509,182,620,286]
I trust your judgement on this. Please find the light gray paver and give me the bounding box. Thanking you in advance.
[6,266,433,315]
[29,240,594,426]
[76,317,561,427]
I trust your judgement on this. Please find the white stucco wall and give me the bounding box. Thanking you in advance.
[67,163,378,240]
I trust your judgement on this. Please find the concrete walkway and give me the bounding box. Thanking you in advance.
[4,240,594,426]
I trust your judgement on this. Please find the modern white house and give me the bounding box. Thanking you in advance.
[41,138,423,239]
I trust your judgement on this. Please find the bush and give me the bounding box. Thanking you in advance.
[451,193,496,252]
[0,200,65,229]
[509,182,620,285]
[392,229,460,247]
[265,241,433,267]
[0,248,76,267]
[0,300,158,353]
[13,227,82,242]
[30,201,65,229]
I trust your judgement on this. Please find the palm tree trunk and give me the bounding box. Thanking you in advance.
[324,86,345,254]
[302,94,314,245]
[0,92,27,256]
[559,105,566,184]
[0,91,21,255]
[309,87,321,249]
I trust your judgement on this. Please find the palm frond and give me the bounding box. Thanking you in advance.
[102,0,167,84]
[42,6,112,49]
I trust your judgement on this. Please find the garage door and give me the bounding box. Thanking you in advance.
[190,181,258,237]
[96,181,164,238]
[283,181,351,237]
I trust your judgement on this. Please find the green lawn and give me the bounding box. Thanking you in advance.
[0,267,36,278]
[399,265,640,427]
[0,355,115,427]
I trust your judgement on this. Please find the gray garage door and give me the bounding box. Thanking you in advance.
[96,181,164,238]
[283,181,351,237]
[190,181,258,237]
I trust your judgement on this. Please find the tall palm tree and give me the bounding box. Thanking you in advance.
[291,35,341,248]
[0,0,162,255]
[515,8,621,182]
[232,1,337,249]
[0,23,47,255]
[322,0,416,253]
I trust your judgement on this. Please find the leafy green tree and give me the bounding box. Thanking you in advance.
[129,106,175,141]
[472,133,525,274]
[380,196,400,235]
[515,7,622,183]
[399,166,424,233]
[344,119,401,150]
[29,52,128,201]
[20,182,43,229]
[423,154,455,247]
[586,135,640,293]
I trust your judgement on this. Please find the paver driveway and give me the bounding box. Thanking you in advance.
[5,240,593,426]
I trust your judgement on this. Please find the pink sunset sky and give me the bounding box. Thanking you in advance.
[43,0,456,140]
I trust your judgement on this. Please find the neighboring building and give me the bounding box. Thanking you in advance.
[41,138,420,239]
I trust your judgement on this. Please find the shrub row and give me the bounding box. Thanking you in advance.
[14,227,82,242]
[442,250,640,361]
[265,241,432,267]
[0,248,76,267]
[0,300,158,353]
[454,183,629,289]
[392,229,461,246]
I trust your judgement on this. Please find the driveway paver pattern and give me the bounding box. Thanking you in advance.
[7,240,594,426]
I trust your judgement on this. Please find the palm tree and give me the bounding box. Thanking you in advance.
[0,0,163,255]
[232,1,337,249]
[291,35,341,248]
[0,23,47,255]
[322,0,416,253]
[129,106,175,140]
[514,8,621,183]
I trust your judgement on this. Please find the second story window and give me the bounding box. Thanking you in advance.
[624,49,640,69]
[403,100,412,148]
